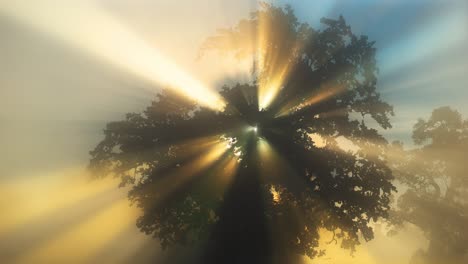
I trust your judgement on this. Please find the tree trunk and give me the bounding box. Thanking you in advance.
[201,138,273,264]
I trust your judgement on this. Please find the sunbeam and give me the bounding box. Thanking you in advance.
[16,198,137,264]
[0,1,226,111]
[2,1,467,263]
[275,83,346,117]
[256,4,303,110]
[130,138,231,207]
[256,138,296,183]
[0,168,134,263]
[0,169,118,235]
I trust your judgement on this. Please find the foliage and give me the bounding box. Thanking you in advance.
[390,107,468,264]
[90,4,395,262]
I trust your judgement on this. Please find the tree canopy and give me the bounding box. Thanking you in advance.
[90,4,395,263]
[390,107,468,264]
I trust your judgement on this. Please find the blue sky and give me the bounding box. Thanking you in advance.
[271,0,468,144]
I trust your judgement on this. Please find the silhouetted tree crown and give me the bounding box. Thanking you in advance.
[390,107,468,264]
[90,3,395,263]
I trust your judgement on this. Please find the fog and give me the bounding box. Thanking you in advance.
[0,1,467,263]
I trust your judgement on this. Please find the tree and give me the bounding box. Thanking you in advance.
[390,107,468,264]
[89,4,395,263]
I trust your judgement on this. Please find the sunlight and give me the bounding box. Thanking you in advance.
[2,1,464,263]
[144,140,229,203]
[0,168,134,263]
[255,138,299,184]
[256,51,298,110]
[309,133,327,149]
[16,198,137,264]
[0,168,119,235]
[257,71,284,110]
[269,185,281,203]
[302,223,428,264]
[256,138,274,164]
[0,137,237,262]
[256,10,272,110]
[165,135,224,161]
[310,134,360,154]
[302,228,377,264]
[206,154,241,197]
[0,0,226,111]
[256,6,302,110]
[276,84,346,117]
[247,125,258,133]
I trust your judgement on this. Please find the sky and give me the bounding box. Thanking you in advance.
[0,0,467,263]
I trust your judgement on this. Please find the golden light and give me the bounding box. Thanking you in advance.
[0,168,119,235]
[301,228,377,264]
[258,65,295,110]
[205,153,241,197]
[276,84,346,117]
[258,87,278,110]
[0,136,240,262]
[16,198,138,264]
[256,138,295,183]
[269,185,281,203]
[308,133,360,154]
[256,53,298,111]
[164,135,224,161]
[309,133,327,149]
[255,6,303,110]
[301,223,428,264]
[0,1,225,111]
[0,168,146,263]
[0,1,447,263]
[142,138,230,203]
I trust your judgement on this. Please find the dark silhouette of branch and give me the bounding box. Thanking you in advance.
[90,3,395,263]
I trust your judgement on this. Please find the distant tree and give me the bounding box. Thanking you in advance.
[90,4,394,263]
[390,107,468,264]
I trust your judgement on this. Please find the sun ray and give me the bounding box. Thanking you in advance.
[256,138,293,183]
[256,5,304,110]
[209,152,241,193]
[16,198,136,264]
[308,132,409,169]
[133,139,231,206]
[0,1,225,111]
[0,186,126,261]
[275,83,346,117]
[0,169,119,235]
[255,137,319,205]
[160,135,224,162]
